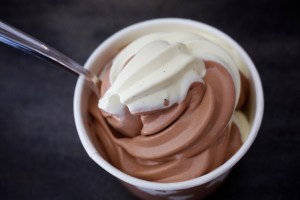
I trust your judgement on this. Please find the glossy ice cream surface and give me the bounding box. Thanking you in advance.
[88,32,250,182]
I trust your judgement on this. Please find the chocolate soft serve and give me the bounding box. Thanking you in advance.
[88,32,250,182]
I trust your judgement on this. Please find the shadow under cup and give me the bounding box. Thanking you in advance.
[74,18,264,200]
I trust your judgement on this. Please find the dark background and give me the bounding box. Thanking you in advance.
[0,0,299,199]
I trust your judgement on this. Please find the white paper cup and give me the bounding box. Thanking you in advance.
[74,18,264,200]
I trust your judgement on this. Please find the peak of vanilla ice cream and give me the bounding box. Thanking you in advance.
[98,32,241,116]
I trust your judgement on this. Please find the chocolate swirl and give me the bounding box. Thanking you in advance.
[88,60,248,182]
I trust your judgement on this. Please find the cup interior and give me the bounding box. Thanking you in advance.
[73,18,264,191]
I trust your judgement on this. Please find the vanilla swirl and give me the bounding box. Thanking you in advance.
[98,32,240,116]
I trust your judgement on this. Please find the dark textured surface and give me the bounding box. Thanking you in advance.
[0,0,299,199]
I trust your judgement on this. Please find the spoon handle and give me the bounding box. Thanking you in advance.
[0,20,98,84]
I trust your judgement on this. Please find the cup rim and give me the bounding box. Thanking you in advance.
[74,18,264,191]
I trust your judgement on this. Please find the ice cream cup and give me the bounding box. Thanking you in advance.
[73,18,264,200]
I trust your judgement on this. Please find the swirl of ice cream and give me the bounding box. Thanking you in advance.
[89,32,250,182]
[99,32,240,116]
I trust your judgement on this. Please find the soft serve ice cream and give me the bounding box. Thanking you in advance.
[88,32,250,182]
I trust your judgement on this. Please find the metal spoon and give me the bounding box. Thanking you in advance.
[0,20,100,96]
